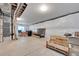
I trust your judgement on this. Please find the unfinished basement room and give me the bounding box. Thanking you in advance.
[0,3,79,56]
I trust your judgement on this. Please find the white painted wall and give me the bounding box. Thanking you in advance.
[17,25,29,32]
[29,13,79,38]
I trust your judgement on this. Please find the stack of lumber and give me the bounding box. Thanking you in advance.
[19,32,28,36]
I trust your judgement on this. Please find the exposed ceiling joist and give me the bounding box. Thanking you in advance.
[11,3,27,17]
[16,3,27,17]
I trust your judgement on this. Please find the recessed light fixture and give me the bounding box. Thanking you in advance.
[40,4,48,12]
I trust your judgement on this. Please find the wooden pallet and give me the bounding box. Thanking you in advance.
[46,36,70,56]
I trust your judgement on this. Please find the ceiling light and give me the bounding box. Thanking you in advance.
[40,4,48,12]
[17,17,21,20]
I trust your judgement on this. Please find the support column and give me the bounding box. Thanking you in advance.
[13,15,17,40]
[11,3,27,40]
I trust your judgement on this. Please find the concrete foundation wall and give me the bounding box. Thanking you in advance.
[0,16,3,42]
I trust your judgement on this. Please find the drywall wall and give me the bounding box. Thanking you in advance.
[29,13,79,38]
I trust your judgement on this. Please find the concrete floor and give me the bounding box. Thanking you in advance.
[0,37,64,56]
[68,37,79,56]
[0,36,79,56]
